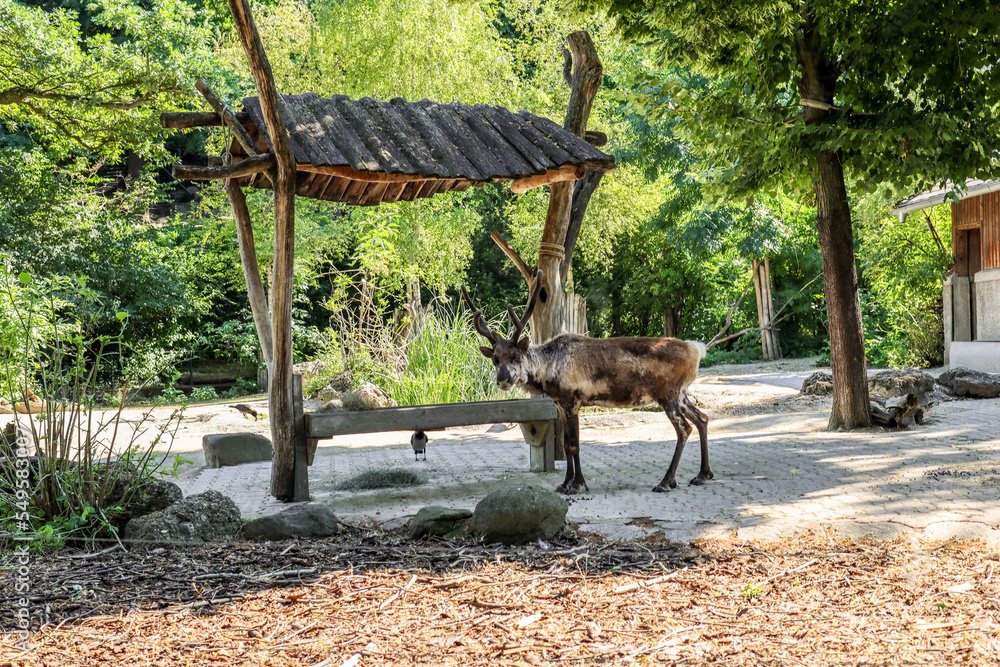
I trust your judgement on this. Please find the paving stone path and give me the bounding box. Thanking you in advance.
[176,372,1000,544]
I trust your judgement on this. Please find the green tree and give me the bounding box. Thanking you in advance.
[591,0,1000,427]
[0,0,214,160]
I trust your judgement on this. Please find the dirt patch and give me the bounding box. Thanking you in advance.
[700,356,827,377]
[4,531,998,665]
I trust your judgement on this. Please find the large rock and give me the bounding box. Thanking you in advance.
[239,503,339,541]
[408,506,473,540]
[937,367,1000,398]
[868,368,935,398]
[293,360,329,378]
[107,478,184,531]
[315,385,339,402]
[800,371,833,395]
[341,382,397,410]
[123,490,241,546]
[202,433,273,468]
[470,485,568,546]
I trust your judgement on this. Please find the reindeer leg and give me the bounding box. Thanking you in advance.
[653,398,690,492]
[682,396,712,485]
[555,408,588,494]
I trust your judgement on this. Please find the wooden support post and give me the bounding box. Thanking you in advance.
[228,0,298,501]
[292,374,309,502]
[752,258,783,360]
[521,420,556,473]
[227,183,274,374]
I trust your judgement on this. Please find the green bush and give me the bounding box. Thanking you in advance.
[0,269,186,549]
[190,385,219,402]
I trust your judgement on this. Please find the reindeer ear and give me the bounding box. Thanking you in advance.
[479,346,494,359]
[518,337,530,352]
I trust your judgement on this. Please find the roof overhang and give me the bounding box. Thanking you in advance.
[891,178,1000,222]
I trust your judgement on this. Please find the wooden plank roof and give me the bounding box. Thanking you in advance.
[230,93,616,206]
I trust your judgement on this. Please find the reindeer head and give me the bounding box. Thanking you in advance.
[461,271,543,391]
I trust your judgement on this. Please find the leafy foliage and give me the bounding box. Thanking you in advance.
[0,0,214,160]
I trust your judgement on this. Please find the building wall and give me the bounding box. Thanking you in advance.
[945,194,1000,368]
[975,268,1000,340]
[952,192,1000,272]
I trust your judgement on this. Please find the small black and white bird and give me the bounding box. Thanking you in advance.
[410,430,427,461]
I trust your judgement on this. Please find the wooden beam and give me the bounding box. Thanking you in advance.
[228,0,298,502]
[227,182,273,373]
[296,164,428,183]
[172,153,275,180]
[160,110,251,129]
[306,398,558,438]
[196,79,262,159]
[510,165,585,194]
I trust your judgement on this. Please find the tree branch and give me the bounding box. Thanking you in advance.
[490,231,535,284]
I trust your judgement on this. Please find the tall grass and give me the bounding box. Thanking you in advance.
[378,308,510,406]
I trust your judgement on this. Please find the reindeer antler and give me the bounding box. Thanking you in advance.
[506,269,544,342]
[461,286,500,346]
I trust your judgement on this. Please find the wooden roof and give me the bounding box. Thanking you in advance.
[229,93,616,206]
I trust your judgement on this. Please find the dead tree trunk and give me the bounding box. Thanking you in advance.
[227,0,300,500]
[531,31,603,344]
[752,258,782,360]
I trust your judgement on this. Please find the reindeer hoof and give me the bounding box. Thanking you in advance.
[554,484,568,494]
[652,485,667,493]
[689,472,714,486]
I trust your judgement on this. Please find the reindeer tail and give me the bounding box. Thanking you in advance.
[685,340,708,362]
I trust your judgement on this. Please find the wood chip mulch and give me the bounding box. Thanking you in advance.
[2,528,999,666]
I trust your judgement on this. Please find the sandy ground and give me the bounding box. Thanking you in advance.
[0,356,834,461]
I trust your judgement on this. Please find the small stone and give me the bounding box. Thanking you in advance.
[123,490,241,547]
[800,371,833,395]
[937,366,1000,398]
[202,433,273,468]
[340,383,397,410]
[239,503,339,541]
[868,368,935,398]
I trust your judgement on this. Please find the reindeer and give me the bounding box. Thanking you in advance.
[462,271,711,495]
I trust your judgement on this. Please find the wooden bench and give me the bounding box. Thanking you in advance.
[301,397,563,473]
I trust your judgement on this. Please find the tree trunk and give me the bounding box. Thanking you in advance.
[662,309,676,338]
[797,11,869,429]
[814,149,870,428]
[228,0,299,500]
[531,31,602,344]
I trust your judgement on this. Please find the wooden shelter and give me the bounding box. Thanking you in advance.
[164,0,614,501]
[166,94,614,204]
